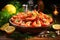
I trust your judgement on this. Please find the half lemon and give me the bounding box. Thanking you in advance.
[52,24,60,30]
[4,26,15,34]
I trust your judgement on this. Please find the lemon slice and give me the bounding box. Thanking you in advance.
[52,24,60,30]
[0,23,9,31]
[4,26,15,34]
[0,23,15,34]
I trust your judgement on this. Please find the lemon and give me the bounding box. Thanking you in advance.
[0,23,15,34]
[2,4,16,14]
[52,24,60,30]
[4,26,15,34]
[0,23,9,31]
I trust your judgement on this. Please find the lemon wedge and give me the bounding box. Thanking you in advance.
[0,23,9,31]
[52,24,60,30]
[0,23,15,34]
[4,26,15,34]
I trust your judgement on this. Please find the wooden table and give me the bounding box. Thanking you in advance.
[0,35,60,40]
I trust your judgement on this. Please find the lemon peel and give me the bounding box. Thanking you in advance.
[2,4,16,14]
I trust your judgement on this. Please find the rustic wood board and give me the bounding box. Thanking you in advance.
[0,35,60,40]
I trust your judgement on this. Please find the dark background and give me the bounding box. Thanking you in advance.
[0,0,60,12]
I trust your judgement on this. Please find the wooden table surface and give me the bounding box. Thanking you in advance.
[0,34,60,40]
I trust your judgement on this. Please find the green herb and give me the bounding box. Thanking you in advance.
[0,10,14,27]
[48,31,57,38]
[0,0,24,27]
[8,0,24,13]
[8,32,31,39]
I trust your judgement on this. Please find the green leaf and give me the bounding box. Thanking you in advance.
[8,32,31,39]
[48,31,57,38]
[8,0,24,13]
[0,10,14,27]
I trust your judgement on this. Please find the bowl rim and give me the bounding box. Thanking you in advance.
[9,19,53,28]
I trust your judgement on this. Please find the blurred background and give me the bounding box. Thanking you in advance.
[0,0,60,10]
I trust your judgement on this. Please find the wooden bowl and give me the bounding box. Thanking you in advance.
[9,19,52,34]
